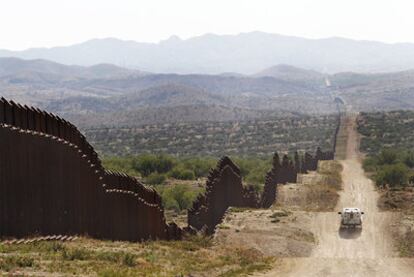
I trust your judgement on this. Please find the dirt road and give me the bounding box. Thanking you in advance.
[258,114,413,276]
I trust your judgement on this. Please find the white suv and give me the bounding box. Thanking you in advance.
[338,207,364,228]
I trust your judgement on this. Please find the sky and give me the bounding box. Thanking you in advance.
[1,0,414,50]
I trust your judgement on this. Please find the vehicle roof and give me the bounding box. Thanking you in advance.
[342,207,361,212]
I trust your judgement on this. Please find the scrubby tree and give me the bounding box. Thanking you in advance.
[168,167,195,180]
[403,151,414,168]
[377,149,399,165]
[133,154,175,177]
[159,184,199,212]
[145,172,166,185]
[375,163,409,187]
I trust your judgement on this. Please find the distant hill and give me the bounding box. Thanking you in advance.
[329,70,414,111]
[3,57,414,125]
[3,32,414,74]
[0,57,145,82]
[253,64,325,88]
[254,64,324,81]
[46,84,225,114]
[117,84,224,108]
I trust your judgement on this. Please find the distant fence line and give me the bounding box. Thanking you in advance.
[188,147,334,233]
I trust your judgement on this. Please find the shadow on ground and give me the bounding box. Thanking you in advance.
[339,227,362,239]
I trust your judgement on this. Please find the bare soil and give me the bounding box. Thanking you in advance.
[215,209,315,257]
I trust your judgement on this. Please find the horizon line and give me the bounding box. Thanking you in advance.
[2,31,414,52]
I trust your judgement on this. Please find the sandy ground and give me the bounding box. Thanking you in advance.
[215,209,315,257]
[256,114,414,276]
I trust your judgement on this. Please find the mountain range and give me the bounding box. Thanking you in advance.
[1,57,414,127]
[3,32,414,74]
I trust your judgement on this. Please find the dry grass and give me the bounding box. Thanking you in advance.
[378,188,414,257]
[398,228,414,257]
[277,160,342,212]
[378,187,414,211]
[304,184,340,212]
[303,160,343,212]
[0,235,274,276]
[317,160,343,190]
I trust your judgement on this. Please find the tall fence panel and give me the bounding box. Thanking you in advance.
[0,98,181,241]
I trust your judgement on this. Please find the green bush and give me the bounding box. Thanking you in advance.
[132,154,175,177]
[377,149,399,165]
[122,253,137,267]
[245,166,268,184]
[403,151,414,168]
[375,163,410,187]
[180,170,195,180]
[363,156,378,172]
[162,194,180,211]
[186,158,216,178]
[363,147,414,187]
[234,157,271,182]
[145,172,166,185]
[169,167,195,180]
[102,156,138,176]
[158,184,200,212]
[62,248,91,261]
[0,256,34,271]
[102,154,275,185]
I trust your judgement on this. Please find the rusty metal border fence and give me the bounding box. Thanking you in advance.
[0,98,181,241]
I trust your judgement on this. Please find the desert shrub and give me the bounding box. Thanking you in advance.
[145,172,166,185]
[245,165,269,184]
[62,248,91,261]
[399,229,414,256]
[162,194,180,211]
[158,184,200,212]
[133,154,175,177]
[363,147,414,187]
[358,111,414,155]
[377,149,399,165]
[102,156,138,176]
[168,167,196,180]
[375,163,410,187]
[122,253,137,267]
[363,156,378,172]
[234,157,271,184]
[180,157,216,178]
[403,151,414,168]
[0,256,34,271]
[103,154,274,185]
